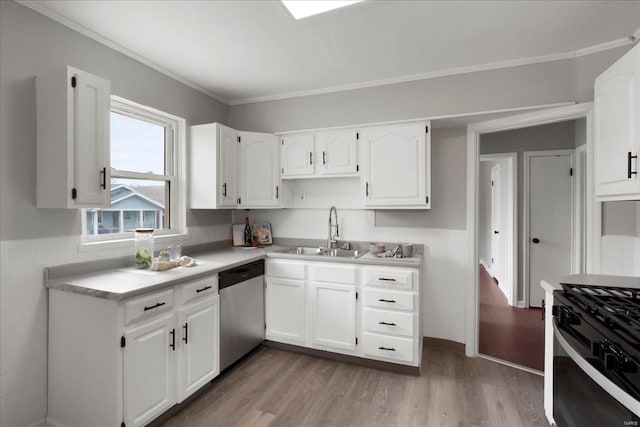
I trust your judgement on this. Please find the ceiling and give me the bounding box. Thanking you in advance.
[24,0,640,105]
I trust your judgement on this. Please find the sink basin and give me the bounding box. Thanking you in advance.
[322,248,368,259]
[275,246,327,255]
[273,246,368,259]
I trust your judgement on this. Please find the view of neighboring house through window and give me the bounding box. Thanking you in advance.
[84,97,180,238]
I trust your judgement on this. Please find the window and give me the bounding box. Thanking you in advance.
[82,96,185,242]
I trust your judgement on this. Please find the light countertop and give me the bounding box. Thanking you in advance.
[47,245,422,301]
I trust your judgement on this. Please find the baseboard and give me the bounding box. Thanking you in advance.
[422,337,465,354]
[264,340,421,375]
[479,260,492,275]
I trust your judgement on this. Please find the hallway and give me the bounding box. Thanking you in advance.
[479,265,545,371]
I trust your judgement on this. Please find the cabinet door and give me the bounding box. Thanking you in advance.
[72,68,111,206]
[177,295,219,402]
[124,313,176,427]
[317,130,358,176]
[363,123,430,207]
[594,43,640,200]
[311,282,357,351]
[239,131,280,207]
[218,124,239,207]
[281,134,315,178]
[265,278,306,343]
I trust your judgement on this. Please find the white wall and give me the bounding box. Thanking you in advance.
[601,201,640,276]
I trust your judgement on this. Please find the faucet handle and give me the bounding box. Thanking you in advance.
[341,241,351,250]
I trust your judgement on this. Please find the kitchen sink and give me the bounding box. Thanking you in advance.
[322,248,368,258]
[273,246,368,259]
[275,246,327,255]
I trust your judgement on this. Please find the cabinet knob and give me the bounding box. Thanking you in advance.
[532,238,540,244]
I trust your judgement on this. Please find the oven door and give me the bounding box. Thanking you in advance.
[553,322,640,426]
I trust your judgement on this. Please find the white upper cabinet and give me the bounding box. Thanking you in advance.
[317,130,359,176]
[190,123,238,209]
[361,122,431,208]
[238,131,280,208]
[37,66,111,208]
[281,129,359,179]
[594,43,640,201]
[281,134,315,178]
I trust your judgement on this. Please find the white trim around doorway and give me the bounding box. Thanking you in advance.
[465,102,600,358]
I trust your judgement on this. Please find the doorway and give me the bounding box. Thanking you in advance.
[467,104,599,372]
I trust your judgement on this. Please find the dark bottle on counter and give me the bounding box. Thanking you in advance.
[244,217,252,246]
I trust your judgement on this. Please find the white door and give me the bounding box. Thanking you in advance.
[124,313,176,427]
[73,69,111,207]
[594,43,640,199]
[177,295,219,402]
[490,164,501,281]
[317,130,358,176]
[218,124,238,207]
[311,283,357,351]
[281,134,315,177]
[363,123,428,207]
[239,131,280,207]
[265,278,306,343]
[528,153,573,308]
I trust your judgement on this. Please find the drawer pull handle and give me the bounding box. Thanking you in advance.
[379,321,397,326]
[378,299,396,303]
[379,346,396,351]
[183,323,188,344]
[144,302,166,311]
[170,329,176,351]
[378,277,396,282]
[196,285,212,293]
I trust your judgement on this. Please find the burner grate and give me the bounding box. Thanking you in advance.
[560,283,640,347]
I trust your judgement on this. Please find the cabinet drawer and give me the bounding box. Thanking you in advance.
[266,261,306,280]
[124,288,174,326]
[362,332,414,363]
[182,275,218,305]
[364,268,413,290]
[363,289,414,311]
[312,264,357,285]
[363,308,414,337]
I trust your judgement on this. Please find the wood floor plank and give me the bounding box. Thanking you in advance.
[159,344,548,427]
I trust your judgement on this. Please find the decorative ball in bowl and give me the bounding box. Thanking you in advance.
[368,243,385,254]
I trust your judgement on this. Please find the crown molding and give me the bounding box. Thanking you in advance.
[231,33,638,105]
[17,1,639,108]
[16,0,230,106]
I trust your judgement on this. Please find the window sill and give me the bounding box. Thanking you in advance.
[79,231,191,252]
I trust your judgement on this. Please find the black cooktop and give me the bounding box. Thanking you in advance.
[559,283,640,351]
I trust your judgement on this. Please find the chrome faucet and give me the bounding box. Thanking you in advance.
[328,206,339,248]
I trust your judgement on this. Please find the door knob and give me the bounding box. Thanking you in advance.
[494,230,499,234]
[532,238,540,244]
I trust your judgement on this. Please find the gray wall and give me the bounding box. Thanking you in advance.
[602,201,640,236]
[0,1,230,241]
[480,120,578,302]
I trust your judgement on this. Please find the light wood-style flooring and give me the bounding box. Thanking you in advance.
[159,345,547,427]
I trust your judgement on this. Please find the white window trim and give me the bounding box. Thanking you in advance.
[80,95,187,249]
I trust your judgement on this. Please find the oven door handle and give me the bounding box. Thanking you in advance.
[553,322,640,415]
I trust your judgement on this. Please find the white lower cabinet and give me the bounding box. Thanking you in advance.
[311,282,357,351]
[265,277,306,343]
[178,294,220,402]
[265,259,420,367]
[47,275,220,427]
[124,312,176,427]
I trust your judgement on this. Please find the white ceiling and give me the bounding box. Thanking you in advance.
[24,0,640,105]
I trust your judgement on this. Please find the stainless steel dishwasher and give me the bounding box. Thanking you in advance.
[219,259,265,371]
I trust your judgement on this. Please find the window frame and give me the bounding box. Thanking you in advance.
[81,95,187,246]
